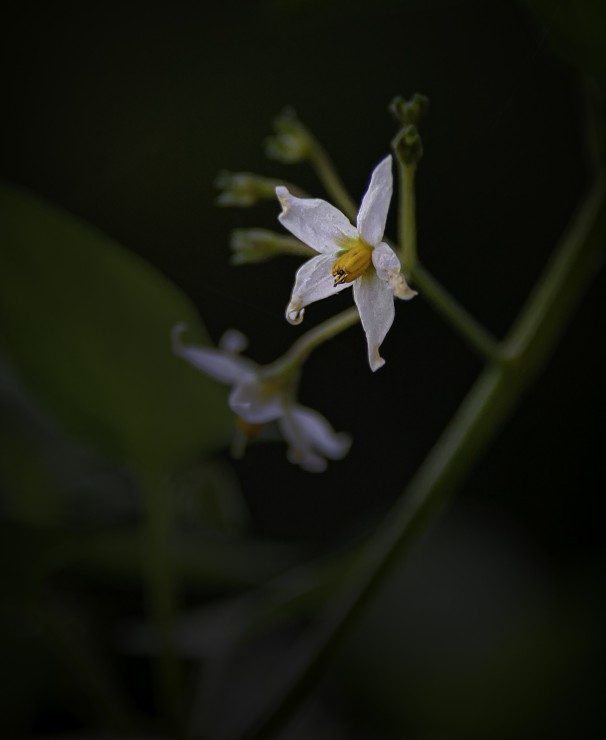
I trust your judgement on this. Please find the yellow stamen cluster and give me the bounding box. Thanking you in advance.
[331,241,373,286]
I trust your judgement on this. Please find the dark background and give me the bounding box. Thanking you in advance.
[1,1,605,738]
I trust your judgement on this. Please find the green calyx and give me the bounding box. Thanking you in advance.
[389,93,429,127]
[392,124,424,166]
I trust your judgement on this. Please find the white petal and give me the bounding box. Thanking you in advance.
[371,242,400,277]
[279,405,351,472]
[372,243,418,300]
[286,254,351,325]
[353,271,395,371]
[356,156,393,246]
[289,405,351,459]
[172,324,256,384]
[276,186,358,254]
[287,446,327,473]
[229,379,284,423]
[218,329,249,354]
[279,412,326,472]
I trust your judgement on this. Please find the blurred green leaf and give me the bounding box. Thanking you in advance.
[172,459,251,536]
[0,428,63,527]
[0,521,302,593]
[0,182,231,470]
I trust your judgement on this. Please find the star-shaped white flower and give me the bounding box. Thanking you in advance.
[276,155,416,371]
[172,324,351,472]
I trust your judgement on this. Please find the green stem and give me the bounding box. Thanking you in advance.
[139,467,183,737]
[411,264,502,362]
[308,142,358,221]
[505,180,606,361]
[398,159,417,273]
[236,173,606,740]
[394,151,499,362]
[264,307,359,377]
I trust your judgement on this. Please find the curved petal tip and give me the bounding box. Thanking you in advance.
[369,344,386,372]
[286,296,305,325]
[275,185,291,214]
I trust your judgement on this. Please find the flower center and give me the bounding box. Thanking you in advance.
[331,239,373,286]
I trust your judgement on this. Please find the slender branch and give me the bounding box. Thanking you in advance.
[393,147,499,362]
[264,307,359,377]
[505,178,606,361]
[411,264,502,362]
[308,141,358,221]
[397,159,418,273]
[138,467,183,737]
[234,173,606,740]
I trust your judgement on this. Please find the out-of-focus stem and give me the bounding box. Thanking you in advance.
[139,467,183,738]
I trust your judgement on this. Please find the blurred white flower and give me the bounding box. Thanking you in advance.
[172,325,351,472]
[276,155,416,371]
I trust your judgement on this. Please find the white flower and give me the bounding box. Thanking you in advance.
[172,324,351,472]
[276,155,416,371]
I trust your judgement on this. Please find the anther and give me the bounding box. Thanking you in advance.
[331,244,373,286]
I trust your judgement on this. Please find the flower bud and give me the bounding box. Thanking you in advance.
[392,124,424,166]
[230,228,315,265]
[265,109,312,163]
[215,171,283,207]
[389,93,429,127]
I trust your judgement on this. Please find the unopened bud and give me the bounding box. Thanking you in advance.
[392,124,424,166]
[215,171,283,207]
[389,94,429,127]
[265,108,312,163]
[230,228,315,265]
